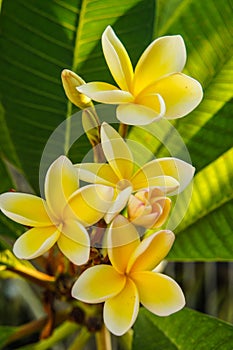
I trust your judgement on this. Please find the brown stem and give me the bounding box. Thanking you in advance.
[40,290,55,339]
[118,123,129,139]
[93,141,106,163]
[5,309,71,346]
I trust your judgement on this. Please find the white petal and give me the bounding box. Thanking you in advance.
[117,102,164,125]
[153,73,203,119]
[134,35,186,95]
[77,82,133,103]
[57,233,89,265]
[101,122,134,179]
[107,215,140,273]
[71,264,126,303]
[131,157,195,194]
[131,271,185,316]
[131,174,179,194]
[45,156,78,219]
[104,186,132,224]
[64,184,114,226]
[13,226,60,260]
[0,192,51,227]
[104,278,139,336]
[102,26,134,91]
[127,230,175,273]
[75,163,119,187]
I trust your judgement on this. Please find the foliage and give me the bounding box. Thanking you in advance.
[0,0,232,349]
[133,307,233,350]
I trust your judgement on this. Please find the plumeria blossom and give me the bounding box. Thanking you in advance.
[72,215,185,336]
[77,26,203,125]
[127,188,171,229]
[75,122,195,223]
[0,156,113,265]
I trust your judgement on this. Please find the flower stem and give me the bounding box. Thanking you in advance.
[118,123,128,139]
[95,325,112,350]
[7,265,55,289]
[4,309,71,347]
[68,327,91,350]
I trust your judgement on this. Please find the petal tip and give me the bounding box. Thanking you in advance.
[103,25,113,35]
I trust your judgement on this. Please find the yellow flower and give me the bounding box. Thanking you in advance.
[127,188,171,228]
[0,156,113,265]
[75,122,195,223]
[71,215,185,336]
[77,26,203,125]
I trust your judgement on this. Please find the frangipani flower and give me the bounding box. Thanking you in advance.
[77,26,203,125]
[0,156,113,265]
[72,215,185,336]
[75,122,195,223]
[127,188,171,228]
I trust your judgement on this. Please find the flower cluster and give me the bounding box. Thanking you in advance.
[0,26,202,336]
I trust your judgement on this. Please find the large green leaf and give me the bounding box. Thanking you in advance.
[0,0,155,192]
[0,1,232,348]
[0,157,24,245]
[168,149,233,260]
[159,0,233,261]
[0,0,233,260]
[128,0,233,260]
[0,0,155,240]
[133,307,233,350]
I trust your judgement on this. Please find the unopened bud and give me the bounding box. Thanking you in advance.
[61,69,92,108]
[82,108,100,144]
[82,108,105,162]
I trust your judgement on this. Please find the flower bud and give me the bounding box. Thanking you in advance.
[61,69,92,108]
[82,109,105,162]
[82,108,100,142]
[127,188,171,229]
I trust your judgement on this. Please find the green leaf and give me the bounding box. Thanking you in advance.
[0,249,36,272]
[0,102,29,241]
[0,325,19,349]
[168,149,233,260]
[128,0,233,261]
[0,250,55,287]
[0,0,232,265]
[133,308,233,350]
[0,0,155,193]
[16,321,79,350]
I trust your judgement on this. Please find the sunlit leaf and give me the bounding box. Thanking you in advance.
[133,307,233,350]
[129,0,233,261]
[0,249,36,272]
[168,149,233,260]
[0,0,155,193]
[0,0,232,349]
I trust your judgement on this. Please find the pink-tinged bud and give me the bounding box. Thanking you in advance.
[61,69,92,108]
[127,188,171,229]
